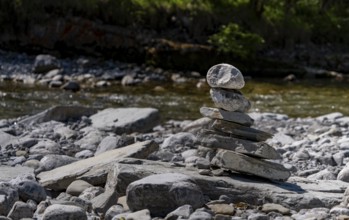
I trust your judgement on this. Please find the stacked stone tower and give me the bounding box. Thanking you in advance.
[198,63,290,181]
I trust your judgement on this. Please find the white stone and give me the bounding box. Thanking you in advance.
[206,63,245,89]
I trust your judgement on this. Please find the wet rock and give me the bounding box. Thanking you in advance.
[61,81,80,92]
[90,108,160,134]
[42,204,87,220]
[211,150,290,181]
[206,63,245,89]
[200,107,254,126]
[33,54,60,73]
[126,173,205,217]
[210,88,251,112]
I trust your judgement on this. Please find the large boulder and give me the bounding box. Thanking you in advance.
[90,108,160,134]
[126,173,205,217]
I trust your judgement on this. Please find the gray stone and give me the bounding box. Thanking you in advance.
[211,150,290,181]
[74,127,104,151]
[261,203,290,215]
[210,119,273,142]
[75,150,94,159]
[105,205,125,220]
[316,112,343,122]
[188,208,213,220]
[291,207,330,220]
[126,209,151,220]
[17,180,47,203]
[206,63,245,89]
[61,81,81,92]
[247,213,268,220]
[182,117,212,133]
[33,54,60,73]
[54,126,77,140]
[37,140,158,190]
[200,107,254,126]
[66,180,93,196]
[33,200,51,220]
[307,168,336,180]
[36,154,78,173]
[90,108,160,134]
[7,201,33,219]
[0,131,15,148]
[210,88,251,112]
[333,152,345,166]
[91,190,118,215]
[19,106,97,125]
[197,129,280,159]
[0,166,34,182]
[330,206,349,215]
[42,204,87,220]
[337,166,349,182]
[126,173,205,217]
[99,158,349,211]
[95,135,135,156]
[0,183,19,216]
[165,204,193,220]
[79,187,104,201]
[29,139,61,155]
[161,132,197,153]
[23,159,41,170]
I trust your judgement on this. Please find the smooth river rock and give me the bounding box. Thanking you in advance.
[211,150,290,181]
[200,107,254,126]
[210,88,251,112]
[206,63,245,89]
[90,107,160,134]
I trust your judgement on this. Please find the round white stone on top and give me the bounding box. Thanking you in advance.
[206,63,245,89]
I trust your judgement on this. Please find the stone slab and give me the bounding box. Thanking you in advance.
[197,129,280,159]
[37,140,158,190]
[0,166,34,182]
[210,119,272,142]
[211,150,290,181]
[106,158,348,211]
[19,105,97,125]
[90,108,160,134]
[200,107,254,126]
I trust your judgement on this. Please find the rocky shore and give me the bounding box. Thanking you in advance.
[1,55,349,219]
[1,100,349,219]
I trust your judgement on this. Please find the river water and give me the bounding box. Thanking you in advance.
[0,78,348,121]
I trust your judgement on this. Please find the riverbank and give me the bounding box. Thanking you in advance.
[1,105,349,219]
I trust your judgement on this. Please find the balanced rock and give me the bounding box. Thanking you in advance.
[206,63,245,89]
[210,88,251,112]
[211,150,291,181]
[197,129,280,160]
[200,107,254,126]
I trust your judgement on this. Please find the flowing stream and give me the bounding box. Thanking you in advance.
[0,78,348,121]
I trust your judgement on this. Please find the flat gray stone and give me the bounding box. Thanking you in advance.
[19,105,97,125]
[90,108,160,134]
[126,173,205,217]
[211,150,290,181]
[107,158,347,211]
[197,129,280,159]
[200,107,254,126]
[7,201,33,219]
[210,119,272,142]
[210,88,251,112]
[0,131,15,148]
[0,166,34,182]
[42,204,87,220]
[37,140,158,190]
[206,63,245,89]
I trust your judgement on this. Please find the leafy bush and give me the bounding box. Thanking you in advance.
[208,22,264,58]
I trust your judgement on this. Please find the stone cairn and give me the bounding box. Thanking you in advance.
[198,63,291,181]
